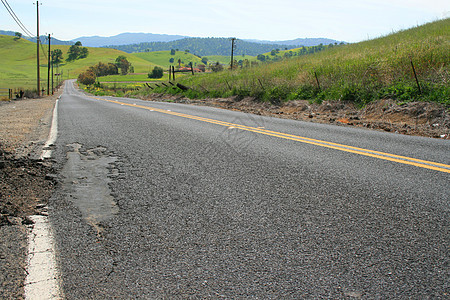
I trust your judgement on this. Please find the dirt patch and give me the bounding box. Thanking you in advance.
[141,94,449,139]
[0,149,56,226]
[0,90,61,223]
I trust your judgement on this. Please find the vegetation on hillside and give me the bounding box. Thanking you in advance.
[134,50,203,68]
[0,35,156,90]
[140,19,449,105]
[107,37,300,56]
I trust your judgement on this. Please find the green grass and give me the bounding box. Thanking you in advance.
[98,74,164,82]
[204,55,256,65]
[141,19,449,105]
[0,35,156,89]
[133,51,203,68]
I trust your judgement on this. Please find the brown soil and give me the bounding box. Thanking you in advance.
[142,94,450,139]
[0,91,61,224]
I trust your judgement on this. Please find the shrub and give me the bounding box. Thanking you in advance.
[210,62,224,72]
[148,66,164,79]
[78,70,96,86]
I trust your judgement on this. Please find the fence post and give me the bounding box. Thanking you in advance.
[9,89,12,100]
[225,79,232,90]
[172,66,176,81]
[410,57,422,94]
[258,79,265,91]
[314,71,321,91]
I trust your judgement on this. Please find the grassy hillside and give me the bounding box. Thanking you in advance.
[205,55,256,65]
[133,50,203,68]
[133,51,257,67]
[0,35,156,89]
[149,19,449,105]
[0,36,47,89]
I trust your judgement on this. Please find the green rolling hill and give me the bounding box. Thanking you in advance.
[0,35,157,89]
[133,51,203,68]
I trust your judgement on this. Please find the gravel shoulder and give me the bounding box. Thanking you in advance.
[0,89,61,299]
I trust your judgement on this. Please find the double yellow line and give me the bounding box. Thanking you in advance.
[92,96,450,173]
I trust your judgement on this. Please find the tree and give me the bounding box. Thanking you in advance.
[201,57,208,64]
[257,54,266,62]
[170,49,176,55]
[67,45,81,61]
[88,62,118,77]
[51,49,63,65]
[115,56,131,75]
[79,47,89,59]
[148,66,164,79]
[169,58,175,63]
[67,44,89,61]
[14,32,22,40]
[78,70,96,85]
[107,63,119,75]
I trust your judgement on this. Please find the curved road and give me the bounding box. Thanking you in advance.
[50,80,449,298]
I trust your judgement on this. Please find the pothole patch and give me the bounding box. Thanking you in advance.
[61,143,119,236]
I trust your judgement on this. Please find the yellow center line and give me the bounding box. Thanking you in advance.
[91,96,450,173]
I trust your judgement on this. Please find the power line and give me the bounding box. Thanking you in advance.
[39,35,49,64]
[1,0,36,38]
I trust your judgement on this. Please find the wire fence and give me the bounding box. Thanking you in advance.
[0,88,12,100]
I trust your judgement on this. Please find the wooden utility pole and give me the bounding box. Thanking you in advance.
[230,38,236,70]
[51,56,54,94]
[47,34,51,95]
[36,1,40,96]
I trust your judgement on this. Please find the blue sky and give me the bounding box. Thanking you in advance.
[1,0,448,42]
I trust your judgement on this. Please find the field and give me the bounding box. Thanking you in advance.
[204,55,256,65]
[98,74,164,82]
[133,51,203,68]
[0,35,156,90]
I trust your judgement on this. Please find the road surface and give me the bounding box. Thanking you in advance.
[49,80,449,298]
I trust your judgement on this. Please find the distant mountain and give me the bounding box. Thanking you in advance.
[245,38,345,46]
[106,37,300,56]
[0,30,73,45]
[72,32,187,47]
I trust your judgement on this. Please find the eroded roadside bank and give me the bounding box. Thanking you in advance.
[0,90,61,299]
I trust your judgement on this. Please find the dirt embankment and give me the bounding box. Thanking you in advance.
[144,94,450,139]
[0,91,61,299]
[0,93,61,224]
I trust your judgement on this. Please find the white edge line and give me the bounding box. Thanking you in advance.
[26,96,62,299]
[40,97,59,160]
[24,215,62,299]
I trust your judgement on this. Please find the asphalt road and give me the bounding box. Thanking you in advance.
[50,80,449,298]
